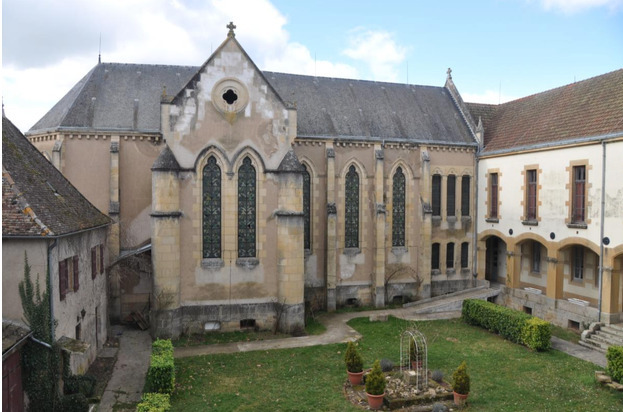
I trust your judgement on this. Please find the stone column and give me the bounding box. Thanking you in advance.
[151,146,182,338]
[374,147,386,307]
[418,150,433,297]
[545,250,564,300]
[108,137,122,323]
[600,255,618,320]
[506,245,521,289]
[325,145,337,311]
[275,151,305,332]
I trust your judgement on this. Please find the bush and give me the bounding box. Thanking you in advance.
[59,393,89,412]
[462,299,552,351]
[365,360,386,396]
[64,374,96,397]
[344,341,363,373]
[145,339,175,394]
[452,361,470,395]
[380,358,394,372]
[137,393,171,412]
[606,345,623,383]
[522,317,552,351]
[432,369,444,383]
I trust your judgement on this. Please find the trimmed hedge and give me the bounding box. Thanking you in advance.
[606,345,623,383]
[462,299,551,351]
[137,393,171,412]
[145,339,175,394]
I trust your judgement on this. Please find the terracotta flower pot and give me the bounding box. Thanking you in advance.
[366,392,385,410]
[453,391,468,406]
[347,370,364,386]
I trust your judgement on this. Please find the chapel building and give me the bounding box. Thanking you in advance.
[26,26,479,337]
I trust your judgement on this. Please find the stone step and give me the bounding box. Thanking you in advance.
[578,339,607,354]
[607,323,623,334]
[590,332,623,347]
[599,326,623,341]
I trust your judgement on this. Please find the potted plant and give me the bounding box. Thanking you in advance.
[409,338,421,370]
[365,360,386,410]
[452,361,470,406]
[344,341,364,385]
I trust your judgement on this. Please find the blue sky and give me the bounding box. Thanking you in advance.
[3,0,622,131]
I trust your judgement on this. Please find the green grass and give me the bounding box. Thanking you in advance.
[171,317,623,411]
[304,317,326,335]
[551,324,582,344]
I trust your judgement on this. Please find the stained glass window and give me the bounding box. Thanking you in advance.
[345,165,359,249]
[202,156,221,258]
[238,157,256,258]
[303,165,311,250]
[392,167,406,247]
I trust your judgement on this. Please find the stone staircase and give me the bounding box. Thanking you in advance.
[579,323,623,353]
[404,285,501,314]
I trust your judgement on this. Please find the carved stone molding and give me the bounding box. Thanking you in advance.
[327,202,337,215]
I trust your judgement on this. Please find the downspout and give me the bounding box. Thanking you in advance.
[473,152,480,286]
[48,239,58,342]
[598,140,607,322]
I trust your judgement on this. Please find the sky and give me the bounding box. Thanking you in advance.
[2,0,622,132]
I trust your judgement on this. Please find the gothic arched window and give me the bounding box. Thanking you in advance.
[392,167,406,247]
[345,165,359,249]
[238,157,256,258]
[302,165,311,250]
[202,156,221,259]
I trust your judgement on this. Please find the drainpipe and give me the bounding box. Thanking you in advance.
[472,149,480,286]
[598,140,607,322]
[48,239,58,342]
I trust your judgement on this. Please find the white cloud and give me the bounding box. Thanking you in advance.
[537,0,623,13]
[342,28,408,82]
[462,90,518,105]
[1,0,358,131]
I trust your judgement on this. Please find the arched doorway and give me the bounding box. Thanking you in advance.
[485,236,507,284]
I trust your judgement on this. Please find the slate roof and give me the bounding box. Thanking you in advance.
[28,63,476,145]
[2,320,31,356]
[29,63,198,134]
[3,116,111,237]
[469,69,623,153]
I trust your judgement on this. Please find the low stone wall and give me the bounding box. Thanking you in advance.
[151,301,305,338]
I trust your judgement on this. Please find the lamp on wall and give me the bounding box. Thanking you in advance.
[550,232,555,240]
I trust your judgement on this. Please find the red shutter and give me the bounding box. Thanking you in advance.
[59,260,67,301]
[73,256,79,291]
[100,244,104,275]
[91,247,97,279]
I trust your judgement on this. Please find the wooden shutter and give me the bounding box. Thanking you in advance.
[100,244,104,274]
[59,260,67,301]
[73,256,79,291]
[91,247,97,279]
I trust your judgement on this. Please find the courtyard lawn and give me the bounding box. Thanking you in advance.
[171,317,622,411]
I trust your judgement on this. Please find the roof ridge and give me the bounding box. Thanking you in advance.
[264,71,443,89]
[55,65,100,129]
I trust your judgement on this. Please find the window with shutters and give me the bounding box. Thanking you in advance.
[238,157,256,258]
[447,174,456,217]
[432,174,441,217]
[431,243,440,271]
[392,167,406,247]
[526,169,538,221]
[446,243,455,269]
[489,172,499,219]
[59,255,79,300]
[461,242,469,269]
[203,156,222,259]
[571,165,586,224]
[461,175,470,217]
[345,165,359,249]
[92,244,105,279]
[302,165,311,250]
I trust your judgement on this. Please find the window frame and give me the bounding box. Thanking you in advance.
[344,165,360,249]
[447,174,456,217]
[237,157,257,258]
[431,174,441,217]
[203,155,222,259]
[489,173,499,219]
[571,165,586,224]
[392,166,406,247]
[526,169,538,221]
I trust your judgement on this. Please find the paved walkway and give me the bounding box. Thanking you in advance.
[99,325,152,412]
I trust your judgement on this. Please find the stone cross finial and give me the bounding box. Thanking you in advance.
[447,67,452,80]
[227,22,236,38]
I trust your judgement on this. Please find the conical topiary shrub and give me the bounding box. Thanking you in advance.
[365,360,386,409]
[344,341,364,385]
[452,361,470,406]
